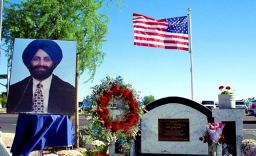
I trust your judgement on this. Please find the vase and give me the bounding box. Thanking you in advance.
[216,144,222,156]
[209,144,222,156]
[218,94,235,109]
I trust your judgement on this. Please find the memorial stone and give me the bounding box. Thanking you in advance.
[135,96,213,155]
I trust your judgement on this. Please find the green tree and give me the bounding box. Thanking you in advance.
[142,95,155,105]
[2,0,109,79]
[0,93,7,108]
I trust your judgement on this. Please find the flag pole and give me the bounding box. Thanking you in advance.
[187,8,194,100]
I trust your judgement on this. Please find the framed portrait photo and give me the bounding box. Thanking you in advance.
[7,38,77,114]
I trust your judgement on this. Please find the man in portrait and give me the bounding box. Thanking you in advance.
[7,39,75,114]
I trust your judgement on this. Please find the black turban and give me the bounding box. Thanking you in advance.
[22,39,63,68]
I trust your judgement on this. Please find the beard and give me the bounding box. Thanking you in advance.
[29,65,55,81]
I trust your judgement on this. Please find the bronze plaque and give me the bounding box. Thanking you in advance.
[158,119,189,141]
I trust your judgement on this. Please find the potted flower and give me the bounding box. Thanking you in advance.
[200,122,225,156]
[218,85,235,109]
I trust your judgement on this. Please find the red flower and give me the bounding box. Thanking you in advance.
[219,134,225,144]
[123,125,129,132]
[99,96,108,106]
[112,122,121,131]
[123,88,132,98]
[99,114,107,121]
[111,84,120,95]
[103,90,111,98]
[219,86,224,90]
[101,108,109,115]
[218,85,233,95]
[104,120,112,129]
[115,119,121,125]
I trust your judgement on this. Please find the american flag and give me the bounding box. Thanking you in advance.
[133,13,190,51]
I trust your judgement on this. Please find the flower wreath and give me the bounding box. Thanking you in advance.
[97,82,139,132]
[89,76,143,142]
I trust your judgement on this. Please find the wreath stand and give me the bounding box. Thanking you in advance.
[89,76,143,156]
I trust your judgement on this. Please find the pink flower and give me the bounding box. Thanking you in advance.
[208,122,224,130]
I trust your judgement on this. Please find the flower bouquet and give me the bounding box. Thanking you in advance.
[200,122,225,156]
[201,122,225,145]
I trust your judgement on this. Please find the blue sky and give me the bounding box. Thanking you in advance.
[1,0,256,103]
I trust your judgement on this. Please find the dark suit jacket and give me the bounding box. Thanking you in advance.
[7,74,75,114]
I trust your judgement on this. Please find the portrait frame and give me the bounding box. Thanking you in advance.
[7,38,77,114]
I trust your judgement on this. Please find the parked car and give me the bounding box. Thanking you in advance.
[235,100,248,115]
[201,100,216,109]
[203,104,217,109]
[248,100,256,116]
[202,100,214,105]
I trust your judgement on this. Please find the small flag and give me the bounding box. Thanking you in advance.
[133,13,189,51]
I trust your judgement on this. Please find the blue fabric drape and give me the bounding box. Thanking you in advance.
[11,113,74,156]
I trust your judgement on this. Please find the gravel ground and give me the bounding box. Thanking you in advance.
[1,132,87,156]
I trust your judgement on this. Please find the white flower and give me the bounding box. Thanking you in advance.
[241,139,256,156]
[91,140,105,147]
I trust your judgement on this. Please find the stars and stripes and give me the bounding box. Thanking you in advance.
[133,13,190,51]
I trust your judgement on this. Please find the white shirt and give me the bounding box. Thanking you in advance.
[32,75,53,113]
